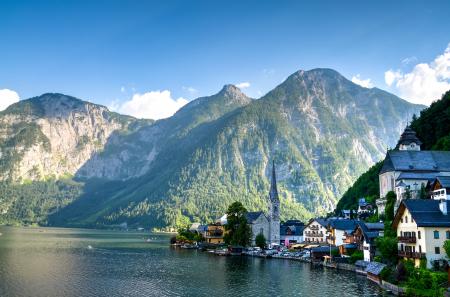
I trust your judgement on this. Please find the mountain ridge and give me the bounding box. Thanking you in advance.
[0,68,426,228]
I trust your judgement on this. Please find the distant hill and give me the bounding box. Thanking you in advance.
[335,90,450,213]
[0,69,425,228]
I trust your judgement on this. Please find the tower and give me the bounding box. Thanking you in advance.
[268,160,280,245]
[397,125,422,151]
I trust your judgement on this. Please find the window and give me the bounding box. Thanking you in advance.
[418,231,421,239]
[446,231,450,239]
[434,230,440,239]
[401,218,403,223]
[405,216,408,223]
[419,245,422,253]
[435,247,440,254]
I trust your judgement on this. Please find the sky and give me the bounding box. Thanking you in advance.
[1,0,450,119]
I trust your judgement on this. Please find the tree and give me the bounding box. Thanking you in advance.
[223,201,251,247]
[255,233,266,249]
[385,191,397,221]
[443,240,450,259]
[375,236,398,265]
[419,184,427,199]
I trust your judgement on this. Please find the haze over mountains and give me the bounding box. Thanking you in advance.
[0,68,424,228]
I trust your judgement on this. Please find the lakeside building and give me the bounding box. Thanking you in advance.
[343,222,384,261]
[327,219,359,246]
[280,220,304,246]
[303,219,328,243]
[204,223,225,244]
[392,194,450,268]
[376,126,450,214]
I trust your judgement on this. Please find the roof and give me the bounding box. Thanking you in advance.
[355,260,370,268]
[436,176,450,189]
[397,172,441,181]
[328,219,359,231]
[341,244,357,249]
[380,151,450,174]
[397,126,422,146]
[245,211,265,223]
[393,199,450,228]
[355,222,383,241]
[366,262,386,275]
[311,246,338,253]
[305,218,329,228]
[280,224,304,236]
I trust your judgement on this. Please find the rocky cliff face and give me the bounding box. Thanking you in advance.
[0,93,142,181]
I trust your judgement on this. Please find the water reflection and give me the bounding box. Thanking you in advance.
[0,227,385,297]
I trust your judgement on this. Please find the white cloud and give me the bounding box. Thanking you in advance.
[385,43,450,105]
[236,82,250,89]
[112,90,189,120]
[182,86,198,95]
[120,86,126,93]
[0,89,20,111]
[401,56,417,65]
[351,74,373,88]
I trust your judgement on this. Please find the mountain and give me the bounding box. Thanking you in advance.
[0,93,148,181]
[335,90,450,213]
[0,69,425,228]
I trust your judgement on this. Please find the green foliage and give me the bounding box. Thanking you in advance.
[223,202,251,247]
[406,268,447,297]
[255,233,266,249]
[443,240,450,258]
[0,179,83,225]
[335,161,382,212]
[349,250,363,264]
[411,90,450,151]
[375,235,398,265]
[385,191,397,221]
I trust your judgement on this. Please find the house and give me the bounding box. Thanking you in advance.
[431,176,450,201]
[376,126,450,214]
[392,197,450,268]
[327,219,359,246]
[357,198,373,219]
[352,222,384,262]
[280,220,304,246]
[342,210,351,219]
[205,223,225,244]
[303,218,328,243]
[366,262,387,284]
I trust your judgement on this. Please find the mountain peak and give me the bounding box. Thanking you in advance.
[219,84,243,96]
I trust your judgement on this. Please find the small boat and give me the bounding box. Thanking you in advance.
[181,243,197,249]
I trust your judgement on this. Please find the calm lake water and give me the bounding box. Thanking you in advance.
[0,227,387,297]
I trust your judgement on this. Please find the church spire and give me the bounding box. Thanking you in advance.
[269,160,279,202]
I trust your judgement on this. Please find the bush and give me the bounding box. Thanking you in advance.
[349,250,364,264]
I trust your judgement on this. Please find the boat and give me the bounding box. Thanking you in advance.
[181,243,197,249]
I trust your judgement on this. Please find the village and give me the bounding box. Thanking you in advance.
[172,126,450,296]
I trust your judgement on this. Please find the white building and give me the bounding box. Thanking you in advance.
[377,126,450,214]
[303,219,328,243]
[393,183,450,269]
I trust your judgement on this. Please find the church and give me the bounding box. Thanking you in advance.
[245,161,281,246]
[377,126,450,214]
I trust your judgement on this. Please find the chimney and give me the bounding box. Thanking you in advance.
[440,199,448,215]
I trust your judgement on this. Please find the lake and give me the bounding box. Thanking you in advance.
[0,227,387,297]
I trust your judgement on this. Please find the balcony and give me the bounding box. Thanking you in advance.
[432,189,447,200]
[398,236,416,244]
[305,232,323,237]
[398,251,425,259]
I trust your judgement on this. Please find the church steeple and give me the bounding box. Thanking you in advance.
[269,160,279,202]
[397,125,422,151]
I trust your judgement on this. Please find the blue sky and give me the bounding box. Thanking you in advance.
[1,0,450,118]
